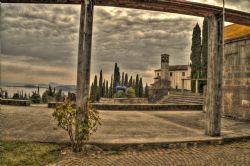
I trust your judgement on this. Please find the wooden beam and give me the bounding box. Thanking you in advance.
[1,0,250,25]
[75,0,94,151]
[205,13,223,137]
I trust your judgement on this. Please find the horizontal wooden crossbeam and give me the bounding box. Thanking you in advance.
[1,0,250,25]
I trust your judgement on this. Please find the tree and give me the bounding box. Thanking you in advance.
[5,91,8,99]
[109,75,113,98]
[126,87,136,98]
[93,75,98,102]
[201,17,208,79]
[52,100,101,152]
[90,83,95,101]
[144,84,149,98]
[105,81,109,97]
[124,73,128,86]
[12,92,19,99]
[190,23,202,92]
[99,70,103,98]
[102,80,106,98]
[139,78,143,97]
[42,91,48,103]
[129,76,133,87]
[121,72,124,86]
[30,91,41,103]
[135,74,139,97]
[113,63,120,93]
[55,89,63,102]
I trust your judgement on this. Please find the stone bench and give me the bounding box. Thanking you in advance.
[0,98,31,106]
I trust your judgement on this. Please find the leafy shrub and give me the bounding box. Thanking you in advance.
[114,90,125,98]
[52,100,101,152]
[126,87,136,98]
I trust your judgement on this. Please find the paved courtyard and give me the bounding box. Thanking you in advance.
[1,105,250,145]
[52,141,250,166]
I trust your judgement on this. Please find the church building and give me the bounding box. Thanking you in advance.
[153,55,191,91]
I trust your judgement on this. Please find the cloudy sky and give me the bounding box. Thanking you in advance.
[0,0,249,85]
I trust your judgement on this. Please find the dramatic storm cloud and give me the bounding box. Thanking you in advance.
[0,0,249,85]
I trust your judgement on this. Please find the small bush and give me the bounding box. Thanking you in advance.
[52,100,101,152]
[126,87,136,98]
[114,90,125,98]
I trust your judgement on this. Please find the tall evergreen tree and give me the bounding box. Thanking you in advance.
[113,63,120,93]
[135,74,139,97]
[99,70,103,98]
[139,78,143,97]
[105,81,109,97]
[90,83,94,101]
[93,75,98,102]
[129,76,133,87]
[102,80,106,98]
[190,23,202,92]
[201,17,208,79]
[144,84,149,98]
[121,72,124,86]
[124,73,128,86]
[109,75,113,98]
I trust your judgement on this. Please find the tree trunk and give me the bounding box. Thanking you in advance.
[75,0,94,152]
[205,14,223,136]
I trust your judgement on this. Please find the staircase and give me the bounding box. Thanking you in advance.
[157,92,204,105]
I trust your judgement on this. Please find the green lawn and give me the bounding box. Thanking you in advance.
[0,141,63,166]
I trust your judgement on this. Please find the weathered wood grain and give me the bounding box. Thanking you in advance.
[75,0,94,150]
[1,0,249,25]
[205,14,223,137]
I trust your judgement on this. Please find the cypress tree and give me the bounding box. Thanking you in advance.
[139,78,143,97]
[99,70,103,98]
[135,74,139,97]
[124,73,128,86]
[90,83,94,101]
[102,80,106,98]
[129,76,133,87]
[5,91,8,99]
[93,75,98,102]
[105,81,109,97]
[190,23,202,92]
[109,75,113,98]
[121,72,124,86]
[201,17,208,79]
[144,84,149,98]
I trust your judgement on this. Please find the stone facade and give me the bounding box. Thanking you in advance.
[99,98,149,104]
[222,34,250,120]
[149,54,170,101]
[153,54,191,91]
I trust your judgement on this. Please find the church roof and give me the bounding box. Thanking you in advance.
[169,65,189,71]
[155,65,189,72]
[224,24,250,41]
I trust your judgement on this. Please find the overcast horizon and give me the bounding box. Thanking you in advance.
[0,0,249,86]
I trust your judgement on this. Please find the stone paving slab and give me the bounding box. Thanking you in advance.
[51,141,250,166]
[0,105,250,147]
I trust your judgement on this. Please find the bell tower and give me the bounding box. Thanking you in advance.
[161,54,170,81]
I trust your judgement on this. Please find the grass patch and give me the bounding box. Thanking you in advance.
[0,141,63,166]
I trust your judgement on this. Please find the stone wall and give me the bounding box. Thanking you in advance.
[0,98,31,106]
[99,98,149,104]
[222,36,250,120]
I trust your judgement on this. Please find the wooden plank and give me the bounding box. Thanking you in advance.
[205,13,223,137]
[1,0,250,25]
[75,0,94,151]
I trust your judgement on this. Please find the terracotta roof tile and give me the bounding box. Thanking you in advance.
[224,24,250,41]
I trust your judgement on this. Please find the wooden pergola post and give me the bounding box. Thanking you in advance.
[205,14,223,137]
[75,0,94,151]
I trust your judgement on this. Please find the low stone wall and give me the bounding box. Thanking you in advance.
[99,98,149,104]
[0,98,30,106]
[92,103,203,111]
[48,102,63,108]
